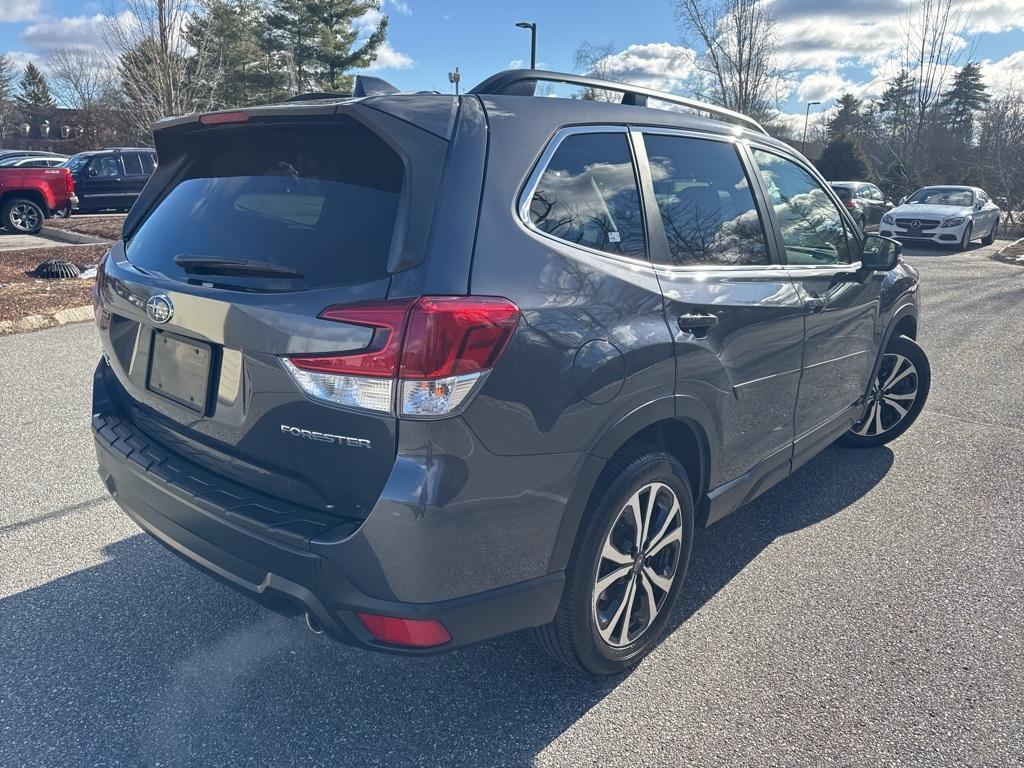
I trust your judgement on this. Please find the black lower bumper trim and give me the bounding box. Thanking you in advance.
[96,432,564,655]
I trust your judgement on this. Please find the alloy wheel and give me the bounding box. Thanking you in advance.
[853,353,919,437]
[592,482,683,648]
[10,203,41,232]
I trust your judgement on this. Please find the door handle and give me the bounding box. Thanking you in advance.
[677,312,719,334]
[804,296,827,313]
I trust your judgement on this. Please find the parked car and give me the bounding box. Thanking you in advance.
[0,155,68,168]
[63,148,157,213]
[0,149,67,163]
[92,69,930,675]
[0,166,77,233]
[880,185,1001,249]
[829,181,892,232]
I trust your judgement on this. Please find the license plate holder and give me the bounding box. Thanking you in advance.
[148,331,212,412]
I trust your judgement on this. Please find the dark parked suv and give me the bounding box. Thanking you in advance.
[92,70,930,674]
[64,147,156,213]
[829,181,893,232]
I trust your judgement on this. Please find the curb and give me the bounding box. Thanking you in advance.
[39,226,111,245]
[0,304,93,336]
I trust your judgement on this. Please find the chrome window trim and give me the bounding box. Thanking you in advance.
[632,126,787,272]
[516,125,654,266]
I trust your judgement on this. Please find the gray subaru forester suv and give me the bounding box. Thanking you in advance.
[92,70,929,675]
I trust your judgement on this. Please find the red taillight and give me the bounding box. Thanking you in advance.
[844,199,856,209]
[356,613,451,647]
[400,297,520,379]
[285,296,520,417]
[288,300,415,377]
[199,111,249,125]
[62,168,74,195]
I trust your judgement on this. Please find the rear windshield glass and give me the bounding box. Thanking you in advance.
[126,119,403,289]
[831,186,853,201]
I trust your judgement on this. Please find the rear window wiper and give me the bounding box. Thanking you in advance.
[173,255,304,278]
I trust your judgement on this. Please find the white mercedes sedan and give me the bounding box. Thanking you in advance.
[879,186,1001,250]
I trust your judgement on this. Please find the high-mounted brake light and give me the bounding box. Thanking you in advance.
[283,296,520,418]
[199,111,249,125]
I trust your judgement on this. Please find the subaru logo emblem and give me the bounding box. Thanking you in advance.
[911,219,921,229]
[146,294,174,324]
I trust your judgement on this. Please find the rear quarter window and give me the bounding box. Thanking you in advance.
[126,119,404,289]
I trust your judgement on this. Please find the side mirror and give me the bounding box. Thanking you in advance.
[973,201,983,211]
[861,234,901,271]
[87,167,98,178]
[885,199,894,206]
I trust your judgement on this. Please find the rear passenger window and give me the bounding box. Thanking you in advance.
[122,153,144,175]
[643,135,769,267]
[528,132,645,257]
[140,154,156,174]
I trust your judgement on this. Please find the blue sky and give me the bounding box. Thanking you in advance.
[3,0,1024,132]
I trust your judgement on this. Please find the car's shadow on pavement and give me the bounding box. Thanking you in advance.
[0,444,893,768]
[899,240,988,257]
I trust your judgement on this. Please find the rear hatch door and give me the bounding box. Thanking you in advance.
[97,106,448,518]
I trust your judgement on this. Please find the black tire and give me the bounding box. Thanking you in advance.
[2,197,44,234]
[531,446,695,675]
[957,223,973,251]
[981,219,998,245]
[840,335,930,448]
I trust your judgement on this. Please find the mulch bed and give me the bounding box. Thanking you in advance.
[0,244,106,322]
[46,214,125,242]
[993,238,1024,266]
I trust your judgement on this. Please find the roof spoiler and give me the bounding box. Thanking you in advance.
[352,75,400,98]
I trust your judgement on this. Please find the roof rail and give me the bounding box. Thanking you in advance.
[469,69,768,135]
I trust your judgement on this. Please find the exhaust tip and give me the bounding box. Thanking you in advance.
[304,611,324,635]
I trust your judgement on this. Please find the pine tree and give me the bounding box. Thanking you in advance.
[0,54,13,101]
[828,93,866,142]
[940,62,988,143]
[878,70,915,142]
[264,0,387,94]
[188,0,286,107]
[816,137,869,181]
[16,62,55,107]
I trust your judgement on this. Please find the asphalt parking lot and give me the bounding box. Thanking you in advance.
[1,240,1021,767]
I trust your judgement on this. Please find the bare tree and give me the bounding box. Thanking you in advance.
[896,0,973,184]
[572,40,620,102]
[47,47,115,109]
[975,91,1024,223]
[675,0,785,125]
[103,0,220,140]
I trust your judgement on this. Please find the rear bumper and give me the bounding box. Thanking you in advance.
[92,361,568,654]
[96,430,563,653]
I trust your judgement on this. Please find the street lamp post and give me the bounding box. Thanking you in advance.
[515,21,537,69]
[448,67,461,95]
[802,101,821,155]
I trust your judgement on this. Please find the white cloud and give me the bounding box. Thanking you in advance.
[354,8,384,35]
[4,50,43,72]
[363,42,415,71]
[982,50,1024,95]
[0,0,41,23]
[388,0,412,15]
[20,14,107,52]
[508,59,525,69]
[588,42,697,92]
